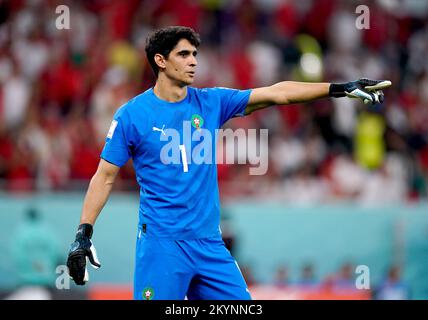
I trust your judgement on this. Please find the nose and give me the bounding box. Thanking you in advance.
[189,55,197,67]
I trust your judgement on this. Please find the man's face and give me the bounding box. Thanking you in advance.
[160,39,198,86]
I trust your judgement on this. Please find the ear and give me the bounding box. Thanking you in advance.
[154,53,166,71]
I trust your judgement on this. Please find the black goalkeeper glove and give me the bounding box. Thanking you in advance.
[67,223,101,285]
[329,78,392,105]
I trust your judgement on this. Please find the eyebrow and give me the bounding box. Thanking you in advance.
[176,49,198,56]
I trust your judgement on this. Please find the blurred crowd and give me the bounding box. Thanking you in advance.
[1,0,428,204]
[240,261,410,300]
[222,216,410,300]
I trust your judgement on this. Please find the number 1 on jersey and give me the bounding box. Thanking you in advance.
[179,144,188,172]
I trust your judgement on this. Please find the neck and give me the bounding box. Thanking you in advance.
[153,75,188,102]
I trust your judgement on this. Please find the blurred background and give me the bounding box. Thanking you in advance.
[1,0,428,300]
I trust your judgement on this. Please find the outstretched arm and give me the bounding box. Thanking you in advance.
[245,81,330,115]
[244,79,391,115]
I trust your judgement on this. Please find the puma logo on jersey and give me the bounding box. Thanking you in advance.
[152,125,166,136]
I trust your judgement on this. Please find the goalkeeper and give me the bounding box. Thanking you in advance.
[67,26,391,300]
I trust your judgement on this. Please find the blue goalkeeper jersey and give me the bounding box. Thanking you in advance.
[101,86,251,240]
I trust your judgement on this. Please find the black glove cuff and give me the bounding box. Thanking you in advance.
[329,83,347,98]
[76,223,93,239]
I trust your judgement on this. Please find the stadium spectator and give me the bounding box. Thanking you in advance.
[8,208,62,299]
[375,265,410,300]
[272,265,289,288]
[297,263,317,287]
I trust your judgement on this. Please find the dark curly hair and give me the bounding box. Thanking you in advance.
[145,26,201,77]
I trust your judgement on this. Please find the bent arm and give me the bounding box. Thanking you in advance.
[79,159,120,225]
[245,81,330,115]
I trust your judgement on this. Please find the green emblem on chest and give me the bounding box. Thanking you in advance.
[191,114,204,130]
